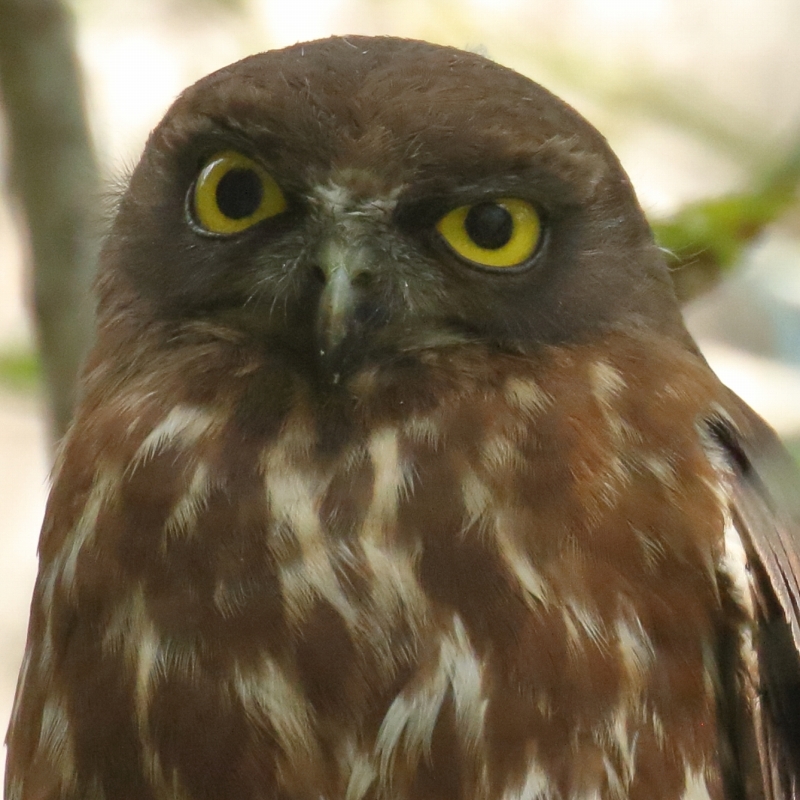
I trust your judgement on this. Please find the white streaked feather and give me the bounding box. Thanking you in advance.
[375,614,486,777]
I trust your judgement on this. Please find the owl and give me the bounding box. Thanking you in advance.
[5,35,800,800]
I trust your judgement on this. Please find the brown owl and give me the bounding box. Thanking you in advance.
[5,35,800,800]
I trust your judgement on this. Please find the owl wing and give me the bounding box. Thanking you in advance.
[710,395,800,800]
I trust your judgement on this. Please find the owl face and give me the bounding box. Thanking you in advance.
[100,36,685,382]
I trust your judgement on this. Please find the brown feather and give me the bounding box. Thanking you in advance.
[6,35,800,800]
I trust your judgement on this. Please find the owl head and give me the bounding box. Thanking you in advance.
[97,36,687,384]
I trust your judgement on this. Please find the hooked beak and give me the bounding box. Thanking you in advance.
[315,237,370,358]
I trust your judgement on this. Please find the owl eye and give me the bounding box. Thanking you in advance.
[192,151,287,234]
[436,198,541,268]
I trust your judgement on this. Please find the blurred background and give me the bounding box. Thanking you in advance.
[1,0,800,762]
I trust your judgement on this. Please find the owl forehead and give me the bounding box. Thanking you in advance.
[165,37,612,197]
[311,175,403,218]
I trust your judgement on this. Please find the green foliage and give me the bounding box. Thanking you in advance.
[0,348,41,391]
[654,192,792,270]
[786,441,800,471]
[652,142,800,303]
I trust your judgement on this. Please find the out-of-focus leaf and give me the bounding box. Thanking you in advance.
[0,348,41,391]
[786,441,800,471]
[654,192,795,302]
[653,142,800,303]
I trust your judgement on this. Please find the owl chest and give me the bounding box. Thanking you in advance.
[90,399,723,800]
[45,364,728,800]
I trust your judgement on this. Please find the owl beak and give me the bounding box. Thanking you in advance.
[315,238,368,357]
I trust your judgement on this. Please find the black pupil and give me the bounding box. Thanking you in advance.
[464,202,513,249]
[215,168,263,219]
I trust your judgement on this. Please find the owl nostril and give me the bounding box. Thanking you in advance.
[312,264,373,289]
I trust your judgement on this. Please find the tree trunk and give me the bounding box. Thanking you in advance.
[0,0,100,445]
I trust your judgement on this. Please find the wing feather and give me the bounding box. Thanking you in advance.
[708,397,800,800]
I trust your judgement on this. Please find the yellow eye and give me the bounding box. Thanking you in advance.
[436,198,541,268]
[192,151,286,234]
